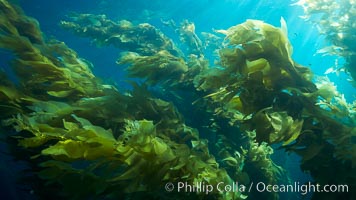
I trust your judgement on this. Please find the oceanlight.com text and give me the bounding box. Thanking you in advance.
[164,181,349,195]
[255,182,349,195]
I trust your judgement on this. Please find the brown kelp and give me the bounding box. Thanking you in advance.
[0,1,104,100]
[60,13,182,57]
[1,0,355,199]
[0,1,241,199]
[294,0,356,84]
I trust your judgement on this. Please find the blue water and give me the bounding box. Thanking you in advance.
[18,0,356,102]
[1,0,355,199]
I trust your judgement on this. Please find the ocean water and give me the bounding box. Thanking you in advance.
[1,0,355,199]
[18,0,356,101]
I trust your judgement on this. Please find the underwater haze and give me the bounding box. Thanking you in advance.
[0,0,355,199]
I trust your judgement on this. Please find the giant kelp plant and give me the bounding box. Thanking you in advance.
[0,0,355,199]
[294,0,356,84]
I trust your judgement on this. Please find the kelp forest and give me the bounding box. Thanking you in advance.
[0,0,355,199]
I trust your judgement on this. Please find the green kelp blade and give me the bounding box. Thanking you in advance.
[41,139,115,160]
[283,119,304,146]
[18,135,50,148]
[71,114,116,141]
[47,90,73,98]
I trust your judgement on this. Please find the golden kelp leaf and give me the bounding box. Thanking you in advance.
[273,112,292,129]
[280,17,288,39]
[158,148,176,163]
[61,14,182,56]
[226,96,244,112]
[71,114,92,126]
[0,17,19,36]
[71,114,116,141]
[0,85,21,100]
[62,119,79,131]
[18,135,50,148]
[42,139,115,160]
[253,109,304,145]
[193,68,229,92]
[137,140,154,153]
[152,138,167,155]
[36,123,67,136]
[134,119,156,136]
[225,20,265,45]
[0,6,103,100]
[47,90,73,98]
[191,140,201,148]
[42,140,85,159]
[0,0,43,44]
[246,58,270,74]
[281,18,293,58]
[179,20,203,55]
[118,19,133,29]
[27,101,73,114]
[15,59,62,74]
[118,50,188,85]
[267,111,302,144]
[115,143,136,162]
[84,126,116,142]
[268,112,286,133]
[116,119,176,162]
[116,119,176,166]
[283,119,304,146]
[241,41,265,59]
[0,85,23,116]
[221,157,238,166]
[219,48,247,73]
